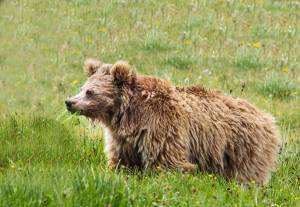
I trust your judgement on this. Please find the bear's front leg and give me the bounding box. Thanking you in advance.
[141,135,197,173]
[107,149,122,170]
[104,137,123,170]
[145,156,197,173]
[178,162,198,173]
[106,139,142,170]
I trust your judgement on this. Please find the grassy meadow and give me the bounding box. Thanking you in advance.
[0,0,300,206]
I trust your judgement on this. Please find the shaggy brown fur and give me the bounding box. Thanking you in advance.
[66,58,281,184]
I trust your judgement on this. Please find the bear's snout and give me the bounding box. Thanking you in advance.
[65,100,75,112]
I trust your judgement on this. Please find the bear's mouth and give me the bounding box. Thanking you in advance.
[66,107,77,114]
[66,107,96,119]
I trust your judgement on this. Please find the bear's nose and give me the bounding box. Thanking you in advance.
[65,100,73,109]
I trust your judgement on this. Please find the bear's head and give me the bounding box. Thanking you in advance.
[65,58,136,124]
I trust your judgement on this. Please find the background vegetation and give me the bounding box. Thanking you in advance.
[0,0,299,206]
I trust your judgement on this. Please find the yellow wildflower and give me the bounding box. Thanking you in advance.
[72,49,81,55]
[282,66,289,73]
[72,80,78,85]
[291,91,298,97]
[86,37,93,44]
[252,42,262,48]
[183,40,192,45]
[99,26,107,33]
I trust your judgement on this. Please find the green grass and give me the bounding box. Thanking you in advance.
[0,115,299,206]
[260,75,299,99]
[164,55,197,69]
[143,32,175,52]
[0,0,300,206]
[234,52,266,71]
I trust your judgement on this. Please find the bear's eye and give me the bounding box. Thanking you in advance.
[86,89,94,96]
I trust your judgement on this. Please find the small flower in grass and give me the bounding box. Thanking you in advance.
[72,80,78,85]
[291,91,298,97]
[208,174,213,178]
[99,26,107,33]
[183,39,192,45]
[282,66,289,73]
[250,180,256,185]
[72,49,81,55]
[252,41,262,48]
[85,37,93,44]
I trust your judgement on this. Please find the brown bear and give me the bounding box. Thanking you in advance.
[65,58,281,184]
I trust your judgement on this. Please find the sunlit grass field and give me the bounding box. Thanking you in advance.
[0,0,299,206]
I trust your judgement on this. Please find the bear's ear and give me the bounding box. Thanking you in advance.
[111,61,136,85]
[84,58,102,77]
